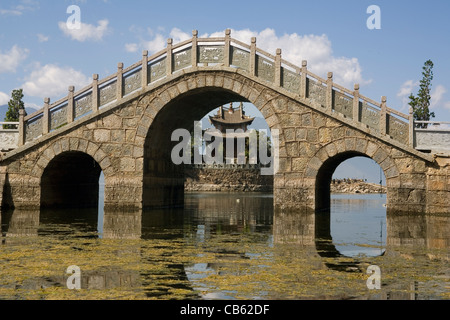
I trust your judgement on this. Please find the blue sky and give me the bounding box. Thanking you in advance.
[1,0,449,183]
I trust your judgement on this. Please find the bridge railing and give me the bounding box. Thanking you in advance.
[18,29,415,151]
[0,122,19,151]
[413,121,450,154]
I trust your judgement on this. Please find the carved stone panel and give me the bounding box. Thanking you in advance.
[256,55,275,83]
[50,104,68,131]
[198,45,224,64]
[388,114,409,145]
[148,57,167,83]
[360,102,380,130]
[0,131,18,150]
[231,46,250,71]
[75,92,93,118]
[99,82,117,108]
[282,68,300,94]
[25,115,43,142]
[307,78,326,107]
[173,48,192,72]
[123,69,142,96]
[333,90,353,119]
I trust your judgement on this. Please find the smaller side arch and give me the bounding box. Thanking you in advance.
[33,137,111,209]
[31,137,110,179]
[305,137,399,211]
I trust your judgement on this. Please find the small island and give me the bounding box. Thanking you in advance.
[331,178,386,194]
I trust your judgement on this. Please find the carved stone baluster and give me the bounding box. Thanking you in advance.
[326,72,333,112]
[167,38,173,76]
[275,49,282,87]
[92,74,99,112]
[68,86,75,123]
[250,37,256,77]
[43,98,50,135]
[353,84,360,122]
[409,107,414,147]
[191,30,198,67]
[380,96,387,135]
[224,29,231,67]
[18,109,25,146]
[301,60,307,99]
[142,50,149,89]
[117,63,124,100]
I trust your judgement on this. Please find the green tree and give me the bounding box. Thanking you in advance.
[408,60,435,128]
[4,89,25,129]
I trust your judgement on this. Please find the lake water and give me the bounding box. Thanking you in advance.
[0,192,448,300]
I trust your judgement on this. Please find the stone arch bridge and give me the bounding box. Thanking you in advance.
[0,30,448,215]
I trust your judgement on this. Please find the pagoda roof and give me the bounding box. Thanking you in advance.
[209,103,255,125]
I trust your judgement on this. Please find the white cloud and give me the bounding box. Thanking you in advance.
[37,33,49,43]
[0,9,22,15]
[0,0,39,15]
[24,102,42,110]
[0,45,29,74]
[397,79,418,111]
[22,64,91,99]
[58,19,110,42]
[430,85,447,109]
[141,33,166,54]
[135,27,369,88]
[398,82,450,113]
[0,92,9,105]
[125,43,139,53]
[227,28,369,87]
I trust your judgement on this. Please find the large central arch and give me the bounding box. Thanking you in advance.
[138,71,283,209]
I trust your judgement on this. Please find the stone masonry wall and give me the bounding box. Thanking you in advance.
[184,166,273,192]
[0,68,448,214]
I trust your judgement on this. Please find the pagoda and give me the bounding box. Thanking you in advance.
[209,102,255,133]
[206,102,255,163]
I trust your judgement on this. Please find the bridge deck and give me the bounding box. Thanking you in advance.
[1,30,442,163]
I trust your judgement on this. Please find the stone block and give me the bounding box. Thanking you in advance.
[111,130,125,143]
[312,113,326,127]
[292,157,308,172]
[296,128,307,141]
[384,165,399,179]
[176,81,189,95]
[284,128,296,142]
[52,140,62,155]
[125,129,136,142]
[69,137,79,151]
[325,143,337,157]
[319,127,331,144]
[102,114,122,128]
[87,141,100,156]
[94,129,110,143]
[120,157,136,172]
[205,75,215,87]
[232,80,243,94]
[366,141,379,157]
[302,113,312,126]
[307,128,318,142]
[355,139,368,154]
[285,141,298,157]
[60,138,70,152]
[167,85,179,99]
[123,118,138,128]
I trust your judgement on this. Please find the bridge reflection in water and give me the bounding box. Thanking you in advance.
[1,192,448,300]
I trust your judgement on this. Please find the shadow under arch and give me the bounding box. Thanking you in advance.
[40,151,103,209]
[142,85,274,209]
